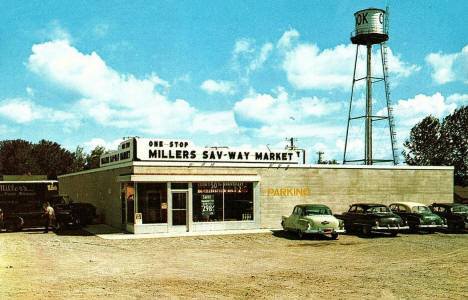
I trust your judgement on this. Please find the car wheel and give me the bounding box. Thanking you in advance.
[297,230,304,239]
[362,226,371,236]
[390,231,398,237]
[331,233,338,240]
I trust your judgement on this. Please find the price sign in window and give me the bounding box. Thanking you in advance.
[201,194,215,216]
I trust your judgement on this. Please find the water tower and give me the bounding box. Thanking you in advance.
[343,7,397,165]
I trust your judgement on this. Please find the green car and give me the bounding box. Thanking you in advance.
[281,204,345,239]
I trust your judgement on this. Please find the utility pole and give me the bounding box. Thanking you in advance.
[317,151,324,164]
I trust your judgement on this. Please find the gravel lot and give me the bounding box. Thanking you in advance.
[0,227,467,299]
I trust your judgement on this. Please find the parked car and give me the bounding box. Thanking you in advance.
[429,203,468,232]
[336,203,408,236]
[389,202,447,233]
[1,201,78,232]
[281,204,345,239]
[51,195,96,226]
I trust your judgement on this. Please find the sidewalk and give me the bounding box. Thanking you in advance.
[84,224,275,240]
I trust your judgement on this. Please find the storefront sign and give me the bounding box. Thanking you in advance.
[201,194,215,216]
[136,138,300,164]
[197,182,249,194]
[101,137,301,166]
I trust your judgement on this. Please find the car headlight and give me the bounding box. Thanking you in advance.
[375,220,379,227]
[442,218,447,225]
[306,222,311,230]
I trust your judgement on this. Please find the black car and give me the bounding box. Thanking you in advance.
[337,203,409,236]
[429,203,468,232]
[1,201,78,232]
[51,195,96,226]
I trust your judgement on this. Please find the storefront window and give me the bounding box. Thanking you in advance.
[137,183,168,223]
[125,183,135,223]
[192,182,253,222]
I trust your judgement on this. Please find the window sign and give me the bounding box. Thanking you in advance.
[201,194,215,216]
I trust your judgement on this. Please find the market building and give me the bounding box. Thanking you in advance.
[58,138,454,234]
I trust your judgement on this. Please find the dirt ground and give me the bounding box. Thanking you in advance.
[0,228,467,300]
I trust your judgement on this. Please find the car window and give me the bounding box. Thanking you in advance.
[452,205,468,213]
[412,206,431,213]
[296,207,303,216]
[434,206,446,212]
[355,206,364,213]
[304,207,332,215]
[389,204,397,211]
[369,206,390,213]
[348,206,356,212]
[398,205,409,213]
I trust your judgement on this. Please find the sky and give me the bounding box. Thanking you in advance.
[0,0,466,164]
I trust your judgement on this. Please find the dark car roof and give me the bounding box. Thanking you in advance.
[432,203,466,207]
[351,203,387,207]
[297,204,330,208]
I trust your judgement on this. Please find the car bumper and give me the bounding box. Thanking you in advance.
[304,229,345,234]
[416,224,447,229]
[371,225,409,232]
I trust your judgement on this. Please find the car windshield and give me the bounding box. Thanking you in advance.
[412,206,431,213]
[304,207,332,215]
[368,206,391,213]
[452,205,468,213]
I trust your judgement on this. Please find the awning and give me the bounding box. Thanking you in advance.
[117,173,261,182]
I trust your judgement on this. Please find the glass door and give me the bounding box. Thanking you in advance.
[172,192,187,228]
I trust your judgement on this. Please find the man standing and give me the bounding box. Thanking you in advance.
[43,202,55,233]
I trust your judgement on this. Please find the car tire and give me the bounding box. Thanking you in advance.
[331,233,338,240]
[297,230,304,239]
[362,226,371,236]
[390,231,398,237]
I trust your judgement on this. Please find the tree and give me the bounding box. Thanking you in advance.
[71,146,86,172]
[439,106,468,186]
[85,146,106,170]
[403,106,468,186]
[402,116,442,166]
[0,139,36,175]
[31,140,77,179]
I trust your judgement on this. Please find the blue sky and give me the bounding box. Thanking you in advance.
[0,1,466,163]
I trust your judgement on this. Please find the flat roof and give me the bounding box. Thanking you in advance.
[58,160,454,179]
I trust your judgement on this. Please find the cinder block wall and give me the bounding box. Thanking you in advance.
[257,166,453,228]
[58,166,131,229]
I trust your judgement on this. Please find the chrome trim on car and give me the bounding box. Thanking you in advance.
[371,225,409,231]
[304,229,345,234]
[416,224,447,228]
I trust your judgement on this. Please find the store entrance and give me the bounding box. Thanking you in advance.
[171,191,188,231]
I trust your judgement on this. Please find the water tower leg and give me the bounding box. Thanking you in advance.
[365,44,373,165]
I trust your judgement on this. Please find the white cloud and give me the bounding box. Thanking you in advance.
[447,93,468,104]
[390,93,456,127]
[233,88,341,126]
[426,45,468,84]
[83,138,123,152]
[0,98,77,125]
[249,43,273,71]
[27,40,238,135]
[233,38,254,55]
[282,40,420,91]
[44,20,72,42]
[232,38,272,75]
[201,80,236,95]
[191,111,238,134]
[277,29,299,50]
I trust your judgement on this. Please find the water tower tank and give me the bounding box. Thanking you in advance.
[351,8,388,45]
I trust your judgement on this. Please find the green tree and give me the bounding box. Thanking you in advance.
[0,139,36,175]
[71,146,86,172]
[85,146,106,170]
[439,106,468,186]
[402,116,442,166]
[403,106,468,186]
[31,139,77,179]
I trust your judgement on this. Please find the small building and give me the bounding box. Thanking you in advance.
[58,138,454,234]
